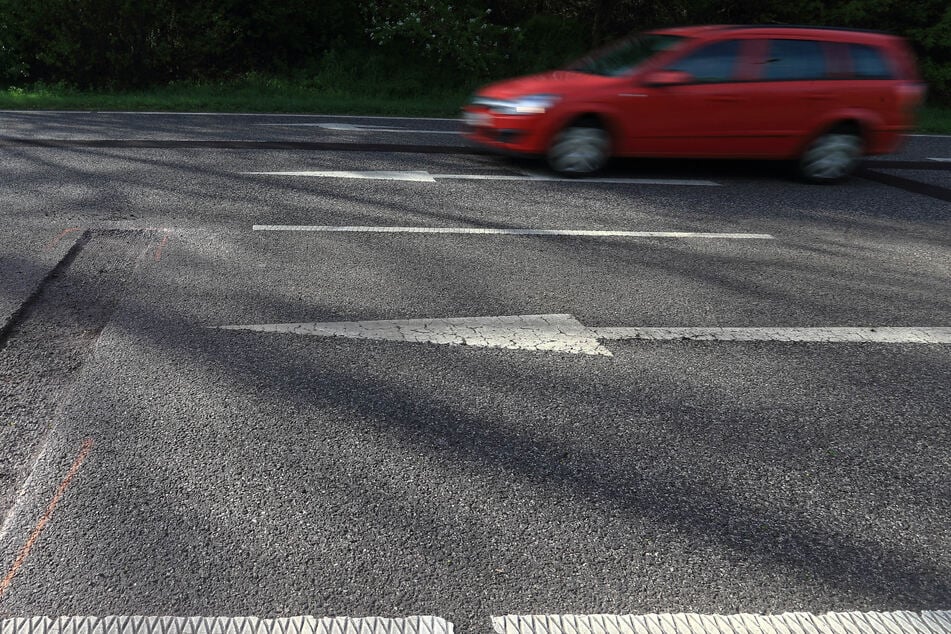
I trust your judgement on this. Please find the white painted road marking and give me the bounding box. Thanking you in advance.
[0,617,453,634]
[436,173,720,185]
[0,110,458,121]
[242,170,721,186]
[493,611,951,634]
[255,123,459,134]
[248,170,437,182]
[594,326,951,343]
[217,314,951,356]
[927,157,951,162]
[251,225,775,240]
[220,314,612,356]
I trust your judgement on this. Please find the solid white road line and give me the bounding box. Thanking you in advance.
[437,174,720,185]
[242,170,721,186]
[493,611,951,634]
[251,226,775,239]
[0,110,460,121]
[0,617,453,634]
[594,326,951,344]
[217,314,951,355]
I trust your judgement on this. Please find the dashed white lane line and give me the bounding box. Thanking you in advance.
[251,225,774,239]
[255,123,459,134]
[217,314,951,356]
[927,157,951,162]
[242,170,721,186]
[0,617,452,634]
[247,170,438,181]
[493,611,951,634]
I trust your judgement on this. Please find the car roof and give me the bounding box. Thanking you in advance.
[650,24,895,41]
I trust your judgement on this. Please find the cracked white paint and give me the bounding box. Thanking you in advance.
[219,314,613,355]
[217,315,951,354]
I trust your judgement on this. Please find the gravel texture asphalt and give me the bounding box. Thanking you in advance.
[0,112,948,631]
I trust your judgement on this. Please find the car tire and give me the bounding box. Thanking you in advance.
[798,130,863,183]
[547,121,610,176]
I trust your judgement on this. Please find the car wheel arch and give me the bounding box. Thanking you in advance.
[799,114,877,157]
[550,111,622,148]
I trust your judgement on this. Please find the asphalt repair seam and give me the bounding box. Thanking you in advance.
[0,229,155,539]
[0,230,92,352]
[857,168,951,204]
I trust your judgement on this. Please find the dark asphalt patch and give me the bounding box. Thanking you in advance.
[0,231,151,523]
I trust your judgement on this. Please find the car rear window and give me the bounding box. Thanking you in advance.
[665,39,741,83]
[849,44,895,79]
[763,39,827,81]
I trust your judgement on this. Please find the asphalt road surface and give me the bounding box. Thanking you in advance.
[0,111,949,634]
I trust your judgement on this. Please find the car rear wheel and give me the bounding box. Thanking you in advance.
[798,131,863,183]
[547,122,610,175]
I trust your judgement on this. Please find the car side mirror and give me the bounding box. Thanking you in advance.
[643,70,693,87]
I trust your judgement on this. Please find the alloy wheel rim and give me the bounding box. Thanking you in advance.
[802,134,862,180]
[549,127,609,174]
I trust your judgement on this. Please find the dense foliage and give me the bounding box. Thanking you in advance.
[1,0,948,100]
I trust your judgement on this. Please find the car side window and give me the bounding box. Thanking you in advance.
[665,40,742,83]
[763,39,827,80]
[849,44,894,79]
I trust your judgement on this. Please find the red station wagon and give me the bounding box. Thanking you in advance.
[463,25,926,182]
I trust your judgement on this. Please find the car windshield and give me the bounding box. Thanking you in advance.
[569,34,685,76]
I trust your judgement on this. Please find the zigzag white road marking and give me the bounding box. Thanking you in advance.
[492,611,951,634]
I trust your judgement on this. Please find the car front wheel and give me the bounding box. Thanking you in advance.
[798,131,863,183]
[547,123,610,175]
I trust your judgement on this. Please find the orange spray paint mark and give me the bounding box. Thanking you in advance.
[154,234,170,262]
[0,438,94,597]
[44,228,81,252]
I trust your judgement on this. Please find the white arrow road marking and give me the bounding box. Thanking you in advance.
[216,315,951,355]
[219,314,612,356]
[246,170,438,182]
[242,170,721,186]
[493,611,951,634]
[251,225,775,239]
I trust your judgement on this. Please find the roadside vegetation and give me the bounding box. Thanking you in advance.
[0,0,948,130]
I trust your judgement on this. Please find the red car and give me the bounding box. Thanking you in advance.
[463,25,925,182]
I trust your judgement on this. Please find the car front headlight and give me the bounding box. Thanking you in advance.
[478,94,561,115]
